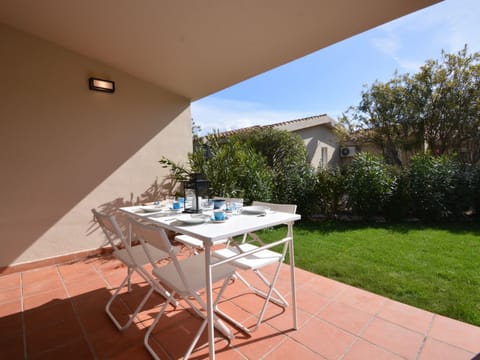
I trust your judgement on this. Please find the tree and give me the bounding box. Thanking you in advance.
[191,118,202,142]
[413,46,480,162]
[343,75,420,166]
[342,46,480,165]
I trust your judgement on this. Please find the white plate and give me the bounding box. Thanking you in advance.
[176,215,206,225]
[241,205,270,215]
[209,216,229,223]
[141,206,165,213]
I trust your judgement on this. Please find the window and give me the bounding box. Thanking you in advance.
[320,147,328,168]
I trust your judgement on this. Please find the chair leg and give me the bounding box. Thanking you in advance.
[136,267,179,308]
[127,267,132,292]
[144,292,177,360]
[236,270,288,307]
[180,277,235,359]
[144,283,234,360]
[184,318,209,360]
[218,268,288,333]
[253,265,285,331]
[106,267,172,331]
[105,268,135,330]
[254,269,289,306]
[186,295,234,340]
[214,274,252,334]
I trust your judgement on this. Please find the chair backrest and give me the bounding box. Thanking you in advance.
[92,209,127,252]
[251,201,297,215]
[213,196,244,203]
[243,201,297,243]
[128,216,194,292]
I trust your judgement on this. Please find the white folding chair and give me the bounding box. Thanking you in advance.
[128,217,238,360]
[213,201,297,333]
[174,234,205,255]
[92,209,177,331]
[174,197,243,255]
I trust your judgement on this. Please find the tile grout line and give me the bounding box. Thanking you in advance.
[415,312,436,360]
[364,297,426,359]
[417,314,477,357]
[257,324,291,360]
[338,296,406,360]
[55,264,98,360]
[91,258,138,315]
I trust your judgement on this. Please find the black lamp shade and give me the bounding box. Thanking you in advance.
[182,173,210,213]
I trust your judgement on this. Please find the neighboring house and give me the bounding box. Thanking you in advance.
[272,115,339,169]
[207,114,340,169]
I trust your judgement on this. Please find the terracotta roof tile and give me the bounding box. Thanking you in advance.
[201,114,335,139]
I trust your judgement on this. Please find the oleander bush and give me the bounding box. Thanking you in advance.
[231,128,317,216]
[162,129,479,222]
[383,167,412,221]
[315,167,347,217]
[189,134,273,204]
[344,152,397,218]
[407,153,471,221]
[471,165,480,215]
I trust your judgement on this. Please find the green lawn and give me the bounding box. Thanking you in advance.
[258,221,480,327]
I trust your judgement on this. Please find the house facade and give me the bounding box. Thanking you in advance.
[213,114,340,169]
[271,115,339,168]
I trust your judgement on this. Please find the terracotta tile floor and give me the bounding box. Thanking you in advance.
[1,252,479,359]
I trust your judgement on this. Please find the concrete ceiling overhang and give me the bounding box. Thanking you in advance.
[0,0,441,100]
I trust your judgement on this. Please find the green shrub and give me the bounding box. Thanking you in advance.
[285,162,318,216]
[383,167,412,221]
[474,166,480,217]
[191,136,273,204]
[315,167,346,217]
[345,152,397,218]
[232,128,316,215]
[465,164,480,217]
[408,153,470,221]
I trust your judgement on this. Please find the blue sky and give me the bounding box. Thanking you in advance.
[192,0,480,135]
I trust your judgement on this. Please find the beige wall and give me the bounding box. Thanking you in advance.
[0,24,192,267]
[294,126,339,169]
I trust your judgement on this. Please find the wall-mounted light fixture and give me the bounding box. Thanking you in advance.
[88,77,115,93]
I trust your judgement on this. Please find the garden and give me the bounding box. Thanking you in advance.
[161,47,480,327]
[162,129,480,326]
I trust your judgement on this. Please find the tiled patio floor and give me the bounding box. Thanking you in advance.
[1,252,479,359]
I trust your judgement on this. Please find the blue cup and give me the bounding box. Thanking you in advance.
[213,210,225,221]
[213,199,226,210]
[172,201,181,210]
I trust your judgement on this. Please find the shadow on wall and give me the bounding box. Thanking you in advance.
[88,177,178,241]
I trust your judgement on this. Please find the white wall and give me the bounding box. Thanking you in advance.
[295,126,339,168]
[0,23,192,267]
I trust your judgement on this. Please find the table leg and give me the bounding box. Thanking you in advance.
[204,242,216,359]
[128,222,132,292]
[288,224,298,329]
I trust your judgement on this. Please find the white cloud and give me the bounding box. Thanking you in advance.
[191,98,315,135]
[369,0,480,72]
[371,29,399,58]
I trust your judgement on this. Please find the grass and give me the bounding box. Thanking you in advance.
[257,220,480,327]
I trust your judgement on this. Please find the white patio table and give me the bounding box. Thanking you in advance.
[120,205,301,360]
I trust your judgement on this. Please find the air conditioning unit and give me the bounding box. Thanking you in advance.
[340,146,356,158]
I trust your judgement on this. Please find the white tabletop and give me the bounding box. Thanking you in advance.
[120,206,301,245]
